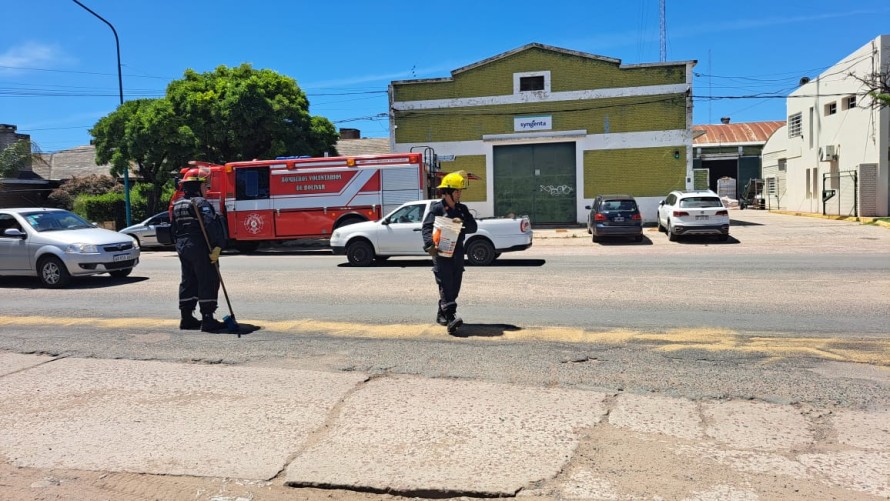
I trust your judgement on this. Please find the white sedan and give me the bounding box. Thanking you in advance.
[0,208,140,287]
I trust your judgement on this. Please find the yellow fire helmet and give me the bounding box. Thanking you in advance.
[437,170,469,190]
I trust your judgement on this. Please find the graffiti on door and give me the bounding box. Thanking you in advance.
[540,184,574,196]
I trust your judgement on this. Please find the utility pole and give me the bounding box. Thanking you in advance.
[72,0,131,227]
[659,0,666,62]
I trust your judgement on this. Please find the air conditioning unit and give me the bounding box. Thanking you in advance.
[821,145,838,161]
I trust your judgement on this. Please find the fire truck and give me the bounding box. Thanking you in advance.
[170,151,438,252]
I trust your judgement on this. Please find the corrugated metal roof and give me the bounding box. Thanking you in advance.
[693,121,784,145]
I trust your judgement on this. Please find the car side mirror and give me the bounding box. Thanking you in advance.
[3,228,25,239]
[584,205,591,210]
[381,218,390,225]
[659,201,665,206]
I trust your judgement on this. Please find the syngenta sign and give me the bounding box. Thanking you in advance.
[514,115,552,132]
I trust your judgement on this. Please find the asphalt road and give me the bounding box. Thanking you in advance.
[1,210,888,410]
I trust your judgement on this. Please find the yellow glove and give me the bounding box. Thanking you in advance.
[209,247,221,263]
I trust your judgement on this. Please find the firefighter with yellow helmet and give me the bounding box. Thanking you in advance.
[421,170,478,335]
[170,167,228,332]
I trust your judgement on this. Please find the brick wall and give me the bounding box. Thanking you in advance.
[584,147,687,198]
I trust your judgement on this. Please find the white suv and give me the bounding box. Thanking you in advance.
[657,190,730,241]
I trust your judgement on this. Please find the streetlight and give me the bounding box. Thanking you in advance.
[72,0,131,227]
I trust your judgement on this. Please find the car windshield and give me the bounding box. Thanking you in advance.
[679,197,723,208]
[22,211,93,232]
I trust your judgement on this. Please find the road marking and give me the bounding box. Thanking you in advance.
[1,316,887,366]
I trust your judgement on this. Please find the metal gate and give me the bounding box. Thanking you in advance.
[822,170,858,217]
[493,142,576,224]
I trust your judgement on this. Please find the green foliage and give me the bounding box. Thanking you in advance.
[71,180,174,229]
[165,63,338,162]
[48,174,121,210]
[89,63,339,217]
[0,140,34,178]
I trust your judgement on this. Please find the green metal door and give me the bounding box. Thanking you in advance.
[493,142,576,224]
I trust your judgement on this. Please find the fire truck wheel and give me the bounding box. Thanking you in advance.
[346,240,375,267]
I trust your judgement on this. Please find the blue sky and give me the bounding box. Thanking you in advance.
[2,0,888,153]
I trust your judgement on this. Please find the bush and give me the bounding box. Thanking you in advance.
[72,181,174,228]
[48,174,121,210]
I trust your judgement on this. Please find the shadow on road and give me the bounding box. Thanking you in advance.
[337,258,547,268]
[450,323,522,338]
[0,276,149,290]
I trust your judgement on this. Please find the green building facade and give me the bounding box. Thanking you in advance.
[390,43,696,224]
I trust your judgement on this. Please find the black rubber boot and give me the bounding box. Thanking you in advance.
[179,310,201,330]
[201,313,226,333]
[446,314,463,335]
[436,308,448,326]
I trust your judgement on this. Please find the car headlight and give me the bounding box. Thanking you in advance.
[130,238,140,250]
[65,243,99,254]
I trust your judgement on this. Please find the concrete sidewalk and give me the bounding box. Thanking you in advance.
[1,353,887,499]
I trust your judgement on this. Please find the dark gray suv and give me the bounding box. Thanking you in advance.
[585,194,643,243]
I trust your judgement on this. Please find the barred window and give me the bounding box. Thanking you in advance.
[824,102,837,116]
[766,177,777,195]
[843,96,856,110]
[778,159,786,172]
[788,113,802,137]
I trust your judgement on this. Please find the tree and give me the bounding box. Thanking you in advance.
[850,67,890,109]
[90,64,339,214]
[0,139,41,178]
[92,98,197,214]
[165,64,339,163]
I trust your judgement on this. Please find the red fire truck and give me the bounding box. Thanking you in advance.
[171,152,437,251]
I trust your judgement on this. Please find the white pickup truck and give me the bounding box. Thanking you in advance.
[330,200,533,266]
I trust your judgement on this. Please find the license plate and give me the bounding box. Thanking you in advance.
[695,215,709,220]
[613,216,624,222]
[113,254,129,262]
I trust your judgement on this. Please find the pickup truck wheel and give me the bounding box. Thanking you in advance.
[346,240,375,266]
[466,239,496,266]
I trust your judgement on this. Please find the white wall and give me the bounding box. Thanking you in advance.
[770,35,890,216]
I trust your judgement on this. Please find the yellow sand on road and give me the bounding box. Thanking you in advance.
[1,316,887,366]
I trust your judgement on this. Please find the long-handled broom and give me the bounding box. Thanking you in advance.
[191,200,241,337]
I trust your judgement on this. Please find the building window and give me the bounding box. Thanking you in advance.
[842,96,856,110]
[788,113,802,137]
[778,159,786,172]
[519,76,544,91]
[766,177,777,195]
[824,102,837,116]
[513,71,550,95]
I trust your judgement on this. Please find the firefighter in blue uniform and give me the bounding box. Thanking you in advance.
[170,168,227,332]
[421,171,477,335]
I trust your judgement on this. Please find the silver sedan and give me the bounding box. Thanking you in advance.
[119,211,173,249]
[0,208,140,288]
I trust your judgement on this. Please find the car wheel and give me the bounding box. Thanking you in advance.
[109,268,132,278]
[667,220,678,242]
[591,233,600,243]
[37,256,71,288]
[586,222,592,234]
[466,239,496,266]
[346,240,375,266]
[657,217,665,233]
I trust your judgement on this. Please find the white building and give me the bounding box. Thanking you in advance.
[762,35,889,217]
